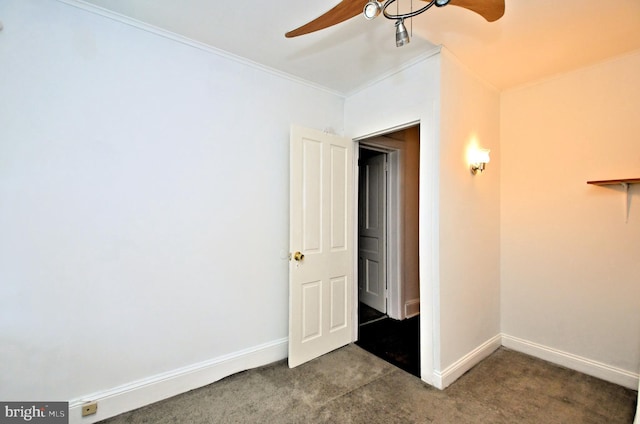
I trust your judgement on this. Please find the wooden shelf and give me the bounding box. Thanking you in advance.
[587,178,640,186]
[587,178,639,223]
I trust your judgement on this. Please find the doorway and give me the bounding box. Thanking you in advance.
[355,125,421,377]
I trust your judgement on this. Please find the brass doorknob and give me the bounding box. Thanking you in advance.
[293,251,305,261]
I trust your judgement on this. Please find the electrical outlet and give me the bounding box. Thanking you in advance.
[82,402,98,417]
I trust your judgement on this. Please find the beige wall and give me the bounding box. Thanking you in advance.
[438,49,502,374]
[401,126,421,311]
[501,51,640,380]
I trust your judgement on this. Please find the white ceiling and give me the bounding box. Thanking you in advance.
[77,0,640,94]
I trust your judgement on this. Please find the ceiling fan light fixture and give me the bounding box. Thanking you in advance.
[285,0,504,39]
[363,1,383,20]
[395,19,410,47]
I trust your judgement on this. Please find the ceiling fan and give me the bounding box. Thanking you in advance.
[285,0,505,46]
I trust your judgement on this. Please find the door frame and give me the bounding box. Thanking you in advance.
[350,119,438,387]
[352,121,420,334]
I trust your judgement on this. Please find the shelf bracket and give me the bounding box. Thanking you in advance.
[586,178,639,223]
[622,182,630,223]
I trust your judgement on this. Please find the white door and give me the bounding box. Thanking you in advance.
[289,125,354,368]
[358,151,387,313]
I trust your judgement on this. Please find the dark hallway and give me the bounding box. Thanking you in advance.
[356,303,420,377]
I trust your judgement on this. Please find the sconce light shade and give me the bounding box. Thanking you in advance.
[470,148,490,175]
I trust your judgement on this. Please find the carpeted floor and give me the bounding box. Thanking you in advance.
[98,344,637,424]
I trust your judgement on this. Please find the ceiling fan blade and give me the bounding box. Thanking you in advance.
[446,0,505,22]
[285,0,364,38]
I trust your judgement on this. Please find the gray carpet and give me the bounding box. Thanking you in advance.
[99,345,637,424]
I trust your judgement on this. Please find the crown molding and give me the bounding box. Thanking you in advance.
[55,0,346,98]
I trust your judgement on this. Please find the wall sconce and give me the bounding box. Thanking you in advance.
[469,148,490,175]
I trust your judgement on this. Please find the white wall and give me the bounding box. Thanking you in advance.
[345,52,442,386]
[436,49,502,385]
[501,51,640,387]
[0,0,343,416]
[346,48,501,389]
[6,1,635,420]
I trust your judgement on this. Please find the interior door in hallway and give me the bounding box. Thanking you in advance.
[288,125,354,368]
[358,149,387,313]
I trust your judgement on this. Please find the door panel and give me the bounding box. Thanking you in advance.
[358,152,387,313]
[289,125,353,368]
[330,276,348,331]
[330,145,348,250]
[302,140,322,253]
[301,281,322,342]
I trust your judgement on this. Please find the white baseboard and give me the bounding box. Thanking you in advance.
[501,334,639,390]
[68,338,288,424]
[433,334,502,389]
[64,333,638,423]
[404,299,420,318]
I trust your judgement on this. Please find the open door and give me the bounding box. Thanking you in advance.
[288,125,354,368]
[358,149,387,314]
